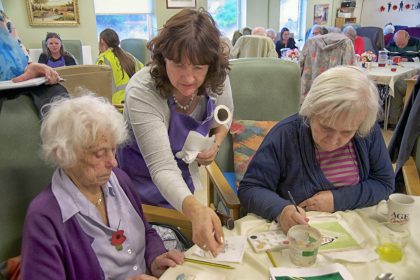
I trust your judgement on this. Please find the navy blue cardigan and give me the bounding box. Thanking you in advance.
[238,114,395,221]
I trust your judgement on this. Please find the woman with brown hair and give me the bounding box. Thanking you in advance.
[117,8,233,257]
[275,27,297,58]
[97,28,143,106]
[38,32,77,68]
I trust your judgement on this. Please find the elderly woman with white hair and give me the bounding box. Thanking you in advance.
[21,95,183,280]
[342,25,365,55]
[238,66,394,233]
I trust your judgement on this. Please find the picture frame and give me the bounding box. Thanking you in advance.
[313,4,329,25]
[26,0,80,26]
[166,0,196,9]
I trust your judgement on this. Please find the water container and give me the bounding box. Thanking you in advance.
[378,51,388,67]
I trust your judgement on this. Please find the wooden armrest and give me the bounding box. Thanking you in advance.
[205,161,240,209]
[402,157,420,196]
[142,204,192,240]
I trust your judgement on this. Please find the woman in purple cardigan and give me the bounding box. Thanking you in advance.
[21,95,183,280]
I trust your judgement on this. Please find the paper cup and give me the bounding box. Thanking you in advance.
[287,225,322,266]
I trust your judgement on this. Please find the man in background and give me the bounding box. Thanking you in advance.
[387,30,420,62]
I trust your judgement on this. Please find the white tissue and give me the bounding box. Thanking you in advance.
[214,105,232,126]
[175,131,215,191]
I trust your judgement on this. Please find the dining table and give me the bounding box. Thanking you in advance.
[160,196,420,280]
[362,61,420,129]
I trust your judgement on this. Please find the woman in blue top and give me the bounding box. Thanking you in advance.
[239,66,394,233]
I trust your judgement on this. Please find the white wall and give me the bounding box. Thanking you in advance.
[359,0,420,27]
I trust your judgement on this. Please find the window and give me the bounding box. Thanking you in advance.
[279,0,306,41]
[208,0,242,40]
[94,0,153,41]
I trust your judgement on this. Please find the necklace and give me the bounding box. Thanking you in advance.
[173,94,195,111]
[95,190,104,207]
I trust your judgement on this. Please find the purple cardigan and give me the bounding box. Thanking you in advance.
[21,168,166,280]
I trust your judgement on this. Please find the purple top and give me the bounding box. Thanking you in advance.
[21,168,166,280]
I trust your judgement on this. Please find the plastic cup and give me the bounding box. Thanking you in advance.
[376,225,410,263]
[287,225,322,266]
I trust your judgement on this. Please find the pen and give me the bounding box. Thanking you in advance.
[287,191,300,213]
[266,250,278,267]
[184,257,234,269]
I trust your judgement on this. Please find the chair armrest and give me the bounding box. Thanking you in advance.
[402,157,420,196]
[205,162,240,211]
[142,204,192,240]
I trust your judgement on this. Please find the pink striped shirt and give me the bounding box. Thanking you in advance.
[315,142,360,187]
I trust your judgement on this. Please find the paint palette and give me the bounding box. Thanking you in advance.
[247,230,290,253]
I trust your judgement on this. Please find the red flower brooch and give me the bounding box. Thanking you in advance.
[111,229,127,251]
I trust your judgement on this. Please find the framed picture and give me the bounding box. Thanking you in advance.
[313,4,329,25]
[166,0,196,9]
[26,0,80,26]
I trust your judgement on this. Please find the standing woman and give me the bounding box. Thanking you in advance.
[38,32,77,68]
[275,27,297,57]
[97,28,143,106]
[117,9,233,257]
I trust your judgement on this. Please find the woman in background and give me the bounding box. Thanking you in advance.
[96,28,143,106]
[38,32,77,68]
[275,27,297,58]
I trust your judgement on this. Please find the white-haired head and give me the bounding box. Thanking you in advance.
[266,28,276,41]
[41,94,128,167]
[384,24,395,35]
[342,25,357,41]
[252,27,267,36]
[300,66,380,136]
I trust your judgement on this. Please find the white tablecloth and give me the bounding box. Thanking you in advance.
[363,62,420,97]
[161,196,420,280]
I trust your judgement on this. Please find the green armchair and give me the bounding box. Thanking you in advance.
[0,95,54,264]
[121,38,150,65]
[206,58,301,219]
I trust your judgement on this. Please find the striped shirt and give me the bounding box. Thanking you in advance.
[315,141,360,187]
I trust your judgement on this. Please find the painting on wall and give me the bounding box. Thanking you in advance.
[313,4,329,25]
[166,0,196,9]
[26,0,80,26]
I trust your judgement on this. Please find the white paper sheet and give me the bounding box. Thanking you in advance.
[193,236,247,263]
[0,77,47,91]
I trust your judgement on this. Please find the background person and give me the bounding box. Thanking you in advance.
[387,30,420,62]
[117,9,233,257]
[266,28,277,42]
[342,25,365,55]
[21,95,184,280]
[238,66,394,233]
[275,27,297,57]
[38,32,77,68]
[0,27,67,117]
[97,28,143,106]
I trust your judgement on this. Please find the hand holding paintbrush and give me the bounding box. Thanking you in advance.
[276,191,309,233]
